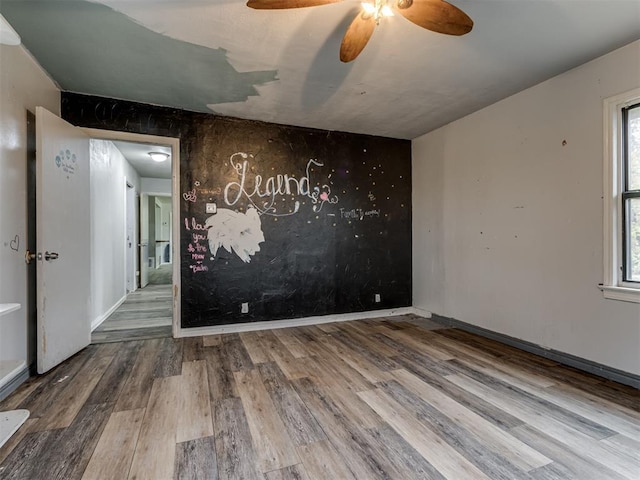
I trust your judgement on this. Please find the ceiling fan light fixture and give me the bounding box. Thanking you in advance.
[149,152,169,163]
[361,2,376,14]
[248,0,472,62]
[381,5,394,16]
[361,0,393,21]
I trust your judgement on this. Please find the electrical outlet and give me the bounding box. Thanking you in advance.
[241,302,249,314]
[375,293,381,303]
[206,202,217,214]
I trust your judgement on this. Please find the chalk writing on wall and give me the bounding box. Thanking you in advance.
[184,217,210,272]
[182,189,197,202]
[223,152,338,217]
[340,208,381,220]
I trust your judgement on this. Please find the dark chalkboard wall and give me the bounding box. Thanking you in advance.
[62,93,411,328]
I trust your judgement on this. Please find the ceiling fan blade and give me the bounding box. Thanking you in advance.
[395,0,473,36]
[340,12,376,63]
[247,0,341,9]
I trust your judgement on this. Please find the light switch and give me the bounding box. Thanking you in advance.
[206,203,217,214]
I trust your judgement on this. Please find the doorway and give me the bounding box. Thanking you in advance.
[85,134,179,343]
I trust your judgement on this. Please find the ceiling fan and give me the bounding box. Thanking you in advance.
[246,0,473,62]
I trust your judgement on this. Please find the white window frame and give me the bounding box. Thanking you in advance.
[601,87,640,303]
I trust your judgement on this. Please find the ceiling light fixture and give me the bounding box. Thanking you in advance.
[148,152,169,163]
[361,0,394,23]
[247,0,473,63]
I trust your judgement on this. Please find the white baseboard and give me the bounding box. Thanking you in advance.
[91,295,127,332]
[176,306,417,338]
[410,306,432,318]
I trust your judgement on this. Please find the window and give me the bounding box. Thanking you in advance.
[602,88,640,303]
[622,104,640,283]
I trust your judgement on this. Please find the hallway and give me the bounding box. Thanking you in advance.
[91,285,172,343]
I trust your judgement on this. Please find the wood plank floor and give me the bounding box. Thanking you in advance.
[1,315,638,479]
[92,285,172,343]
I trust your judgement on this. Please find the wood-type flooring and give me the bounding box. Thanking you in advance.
[92,284,172,343]
[0,315,638,479]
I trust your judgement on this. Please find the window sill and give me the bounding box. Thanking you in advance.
[599,285,640,304]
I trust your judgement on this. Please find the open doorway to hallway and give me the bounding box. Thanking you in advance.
[89,139,174,343]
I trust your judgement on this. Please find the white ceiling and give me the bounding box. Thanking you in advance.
[3,0,640,139]
[112,140,172,179]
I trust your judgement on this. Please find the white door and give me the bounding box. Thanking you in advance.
[35,107,91,374]
[139,193,149,288]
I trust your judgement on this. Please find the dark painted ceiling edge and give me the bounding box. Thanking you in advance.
[61,91,412,143]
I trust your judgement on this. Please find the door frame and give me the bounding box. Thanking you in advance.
[125,180,136,294]
[81,128,181,338]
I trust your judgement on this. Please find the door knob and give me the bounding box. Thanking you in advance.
[44,251,59,261]
[25,250,41,264]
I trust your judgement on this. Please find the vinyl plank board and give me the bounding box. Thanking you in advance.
[446,359,617,440]
[86,341,141,406]
[16,346,95,416]
[0,418,38,465]
[392,369,551,471]
[298,356,382,429]
[259,331,307,380]
[174,436,218,480]
[82,408,145,480]
[114,338,162,412]
[600,434,640,463]
[303,339,373,393]
[33,352,114,431]
[366,424,447,480]
[437,329,538,363]
[330,331,398,371]
[213,397,263,480]
[182,336,206,363]
[292,377,403,479]
[377,380,535,479]
[446,373,640,479]
[550,381,640,421]
[315,322,339,332]
[265,464,309,480]
[295,440,357,480]
[473,365,640,441]
[0,429,62,479]
[204,345,239,401]
[202,334,221,347]
[510,424,628,480]
[234,369,300,472]
[222,333,255,372]
[380,328,456,361]
[177,360,214,443]
[92,325,172,344]
[153,337,184,378]
[240,331,272,364]
[271,328,308,359]
[391,353,525,429]
[315,333,394,384]
[45,402,113,480]
[128,375,182,480]
[0,378,40,411]
[258,362,326,446]
[443,342,558,389]
[338,322,400,357]
[357,388,492,480]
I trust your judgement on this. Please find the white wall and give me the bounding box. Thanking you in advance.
[0,44,59,369]
[141,177,171,195]
[413,41,640,376]
[90,139,140,328]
